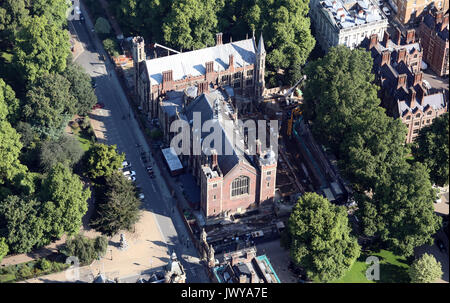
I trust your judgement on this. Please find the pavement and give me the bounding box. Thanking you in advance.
[66,2,209,283]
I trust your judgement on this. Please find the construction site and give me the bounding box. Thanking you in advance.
[110,39,352,263]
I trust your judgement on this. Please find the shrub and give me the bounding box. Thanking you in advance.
[37,258,52,271]
[103,38,119,57]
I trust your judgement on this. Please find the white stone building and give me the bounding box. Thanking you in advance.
[310,0,389,51]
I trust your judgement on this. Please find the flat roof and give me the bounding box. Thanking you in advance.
[162,147,183,172]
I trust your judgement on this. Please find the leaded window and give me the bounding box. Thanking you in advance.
[231,176,249,197]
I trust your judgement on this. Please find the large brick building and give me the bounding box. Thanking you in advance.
[417,10,449,76]
[393,0,448,24]
[364,30,448,143]
[132,33,266,120]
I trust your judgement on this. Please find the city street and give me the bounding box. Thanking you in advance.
[68,3,209,283]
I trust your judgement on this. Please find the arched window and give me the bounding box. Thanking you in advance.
[231,176,249,197]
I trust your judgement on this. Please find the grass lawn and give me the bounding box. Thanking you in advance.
[71,125,93,151]
[332,249,411,283]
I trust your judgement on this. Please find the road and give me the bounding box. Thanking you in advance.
[68,4,209,283]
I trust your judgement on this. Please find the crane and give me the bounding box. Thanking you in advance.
[286,75,307,138]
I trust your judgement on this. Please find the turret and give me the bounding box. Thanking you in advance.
[255,32,266,103]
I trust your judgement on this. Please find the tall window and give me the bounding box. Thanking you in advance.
[231,176,249,197]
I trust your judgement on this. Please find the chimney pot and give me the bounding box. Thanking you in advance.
[383,31,390,46]
[216,33,223,45]
[369,33,378,49]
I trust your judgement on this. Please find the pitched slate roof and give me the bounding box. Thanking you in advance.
[145,38,257,86]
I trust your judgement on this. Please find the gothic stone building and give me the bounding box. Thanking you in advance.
[132,33,266,120]
[364,30,448,143]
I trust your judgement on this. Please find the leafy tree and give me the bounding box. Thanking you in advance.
[39,134,85,172]
[0,78,19,124]
[94,17,111,34]
[0,195,45,253]
[85,143,125,180]
[0,237,8,262]
[40,164,90,241]
[412,113,449,187]
[30,0,69,27]
[303,46,380,156]
[63,61,98,116]
[0,120,27,184]
[162,0,221,51]
[12,15,70,84]
[91,172,141,236]
[287,192,360,282]
[0,0,30,47]
[23,72,76,139]
[102,38,119,57]
[60,235,107,265]
[358,162,442,256]
[409,253,443,283]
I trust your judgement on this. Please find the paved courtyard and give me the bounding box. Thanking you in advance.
[256,240,298,283]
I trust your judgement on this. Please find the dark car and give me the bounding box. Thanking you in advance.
[92,102,105,110]
[79,13,85,23]
[436,239,446,253]
[91,79,98,89]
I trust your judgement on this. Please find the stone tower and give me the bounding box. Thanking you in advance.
[132,36,145,96]
[254,32,266,103]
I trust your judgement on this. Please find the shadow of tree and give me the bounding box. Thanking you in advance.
[378,263,410,283]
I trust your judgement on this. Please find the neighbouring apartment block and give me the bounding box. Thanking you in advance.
[364,30,448,143]
[393,0,448,24]
[309,0,388,51]
[132,33,266,120]
[417,10,449,76]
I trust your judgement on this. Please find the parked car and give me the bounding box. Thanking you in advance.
[122,161,130,167]
[79,13,85,23]
[422,79,432,89]
[138,193,145,200]
[92,102,104,110]
[91,79,98,88]
[74,6,81,15]
[382,6,391,16]
[436,239,446,253]
[123,170,136,177]
[377,0,383,6]
[126,175,136,182]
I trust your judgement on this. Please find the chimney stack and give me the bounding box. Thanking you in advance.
[397,48,407,63]
[441,14,449,31]
[255,139,262,157]
[369,33,378,49]
[410,87,417,108]
[436,11,444,24]
[406,29,415,44]
[382,31,390,46]
[229,54,234,71]
[413,71,423,86]
[381,50,391,66]
[205,61,214,74]
[397,74,407,89]
[216,33,223,45]
[211,149,218,169]
[395,27,402,45]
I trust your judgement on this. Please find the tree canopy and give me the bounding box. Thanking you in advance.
[85,143,125,180]
[287,192,360,282]
[91,172,141,236]
[39,134,85,172]
[412,113,449,187]
[409,253,443,283]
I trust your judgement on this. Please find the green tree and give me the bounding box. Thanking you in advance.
[0,78,19,124]
[94,17,111,34]
[0,120,27,184]
[23,72,75,139]
[39,134,85,172]
[60,234,108,265]
[162,0,221,50]
[287,192,360,282]
[0,195,44,253]
[63,61,98,116]
[85,143,125,180]
[40,164,90,241]
[12,15,70,84]
[102,38,119,57]
[0,0,30,47]
[409,253,443,283]
[412,113,449,187]
[0,237,8,262]
[30,0,69,27]
[358,162,442,256]
[91,172,141,236]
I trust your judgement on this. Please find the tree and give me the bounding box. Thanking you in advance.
[94,17,111,34]
[39,134,84,171]
[0,120,27,184]
[23,72,76,139]
[0,78,19,124]
[409,253,443,283]
[0,0,30,47]
[102,38,119,57]
[358,162,442,256]
[91,172,141,236]
[162,0,222,50]
[303,46,380,156]
[60,235,107,265]
[85,143,125,180]
[12,15,70,84]
[287,192,360,282]
[30,0,69,28]
[0,237,8,262]
[413,113,449,187]
[0,195,44,253]
[63,61,98,116]
[40,163,90,241]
